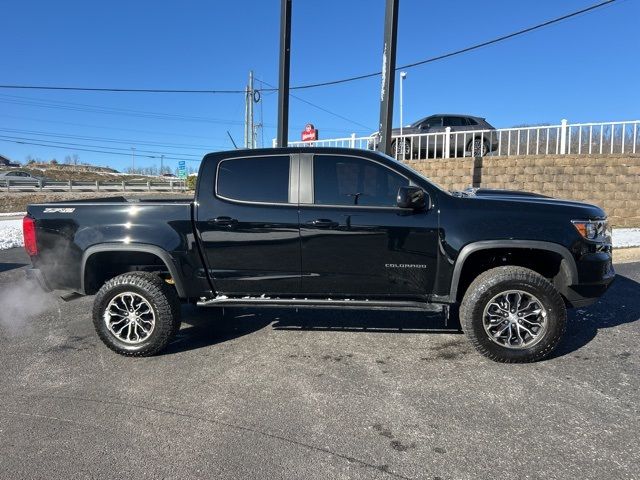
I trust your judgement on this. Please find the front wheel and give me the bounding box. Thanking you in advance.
[92,272,181,357]
[460,266,566,363]
[392,138,412,159]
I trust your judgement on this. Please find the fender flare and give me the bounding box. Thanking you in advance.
[448,240,579,300]
[81,243,187,298]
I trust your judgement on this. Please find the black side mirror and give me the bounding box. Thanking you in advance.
[397,186,430,210]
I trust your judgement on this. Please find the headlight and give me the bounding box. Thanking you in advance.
[572,219,610,242]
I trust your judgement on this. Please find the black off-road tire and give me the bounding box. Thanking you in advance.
[460,266,566,363]
[92,272,182,357]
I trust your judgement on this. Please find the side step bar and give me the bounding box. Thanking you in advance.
[196,296,441,312]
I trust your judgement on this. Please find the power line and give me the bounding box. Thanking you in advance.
[0,1,616,94]
[257,78,373,131]
[0,93,266,127]
[287,0,618,90]
[0,127,226,151]
[0,135,204,162]
[0,85,246,94]
[0,113,240,142]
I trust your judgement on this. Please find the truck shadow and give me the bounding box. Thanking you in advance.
[164,304,459,355]
[164,273,640,358]
[552,272,640,358]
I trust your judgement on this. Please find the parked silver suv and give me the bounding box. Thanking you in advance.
[370,114,499,159]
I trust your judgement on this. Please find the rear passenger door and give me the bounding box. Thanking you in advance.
[298,153,439,298]
[195,154,301,296]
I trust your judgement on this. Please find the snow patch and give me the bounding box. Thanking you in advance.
[0,219,23,250]
[0,212,26,217]
[612,228,640,248]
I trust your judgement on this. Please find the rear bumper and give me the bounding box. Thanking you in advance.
[564,252,615,307]
[25,268,53,293]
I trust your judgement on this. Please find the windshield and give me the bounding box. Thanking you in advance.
[376,151,450,194]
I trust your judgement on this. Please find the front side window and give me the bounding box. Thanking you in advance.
[313,155,409,207]
[217,155,290,203]
[422,116,442,129]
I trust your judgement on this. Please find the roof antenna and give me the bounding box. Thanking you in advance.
[226,130,239,149]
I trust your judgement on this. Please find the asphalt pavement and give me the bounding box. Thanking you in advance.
[0,247,638,480]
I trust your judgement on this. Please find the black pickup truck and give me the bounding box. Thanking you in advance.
[23,147,615,362]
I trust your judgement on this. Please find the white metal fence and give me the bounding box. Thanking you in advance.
[284,119,640,161]
[1,179,186,193]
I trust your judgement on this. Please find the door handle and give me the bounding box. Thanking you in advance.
[307,218,338,228]
[209,216,238,227]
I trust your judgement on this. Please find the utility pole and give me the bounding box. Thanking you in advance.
[131,147,136,172]
[244,83,250,148]
[244,71,256,149]
[277,0,292,147]
[377,0,399,156]
[160,154,164,174]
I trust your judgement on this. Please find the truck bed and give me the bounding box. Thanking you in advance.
[26,199,205,296]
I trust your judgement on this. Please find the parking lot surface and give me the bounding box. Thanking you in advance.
[0,247,638,479]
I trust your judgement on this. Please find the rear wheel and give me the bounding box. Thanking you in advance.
[460,266,566,363]
[92,272,181,357]
[467,137,489,157]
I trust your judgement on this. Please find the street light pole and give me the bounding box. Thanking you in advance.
[131,147,136,172]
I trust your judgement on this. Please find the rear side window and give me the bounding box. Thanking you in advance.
[443,117,466,127]
[313,155,409,207]
[217,156,290,203]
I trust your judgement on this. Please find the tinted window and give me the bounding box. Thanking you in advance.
[443,116,466,127]
[313,155,409,207]
[217,156,290,203]
[465,117,479,125]
[422,116,442,128]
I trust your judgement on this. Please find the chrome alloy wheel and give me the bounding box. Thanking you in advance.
[472,138,487,156]
[482,290,548,349]
[396,138,411,156]
[104,292,156,344]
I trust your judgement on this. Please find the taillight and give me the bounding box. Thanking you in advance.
[23,216,38,256]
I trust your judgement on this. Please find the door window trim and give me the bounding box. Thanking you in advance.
[214,154,298,206]
[301,153,414,210]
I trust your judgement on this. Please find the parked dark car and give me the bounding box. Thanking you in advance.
[24,147,614,363]
[370,114,499,159]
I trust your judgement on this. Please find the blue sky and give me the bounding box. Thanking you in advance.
[0,0,637,172]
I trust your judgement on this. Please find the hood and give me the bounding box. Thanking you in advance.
[451,187,606,219]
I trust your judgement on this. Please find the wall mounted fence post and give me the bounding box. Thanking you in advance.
[38,180,43,191]
[272,138,277,148]
[560,119,568,155]
[122,181,126,192]
[444,127,451,158]
[68,180,72,192]
[350,133,356,148]
[96,180,100,191]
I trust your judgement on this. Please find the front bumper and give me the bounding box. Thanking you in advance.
[25,268,53,293]
[564,252,615,307]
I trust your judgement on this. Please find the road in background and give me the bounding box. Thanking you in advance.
[0,248,638,479]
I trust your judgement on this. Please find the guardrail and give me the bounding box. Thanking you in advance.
[1,179,186,193]
[284,119,640,161]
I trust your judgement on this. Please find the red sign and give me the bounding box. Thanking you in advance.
[301,123,318,142]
